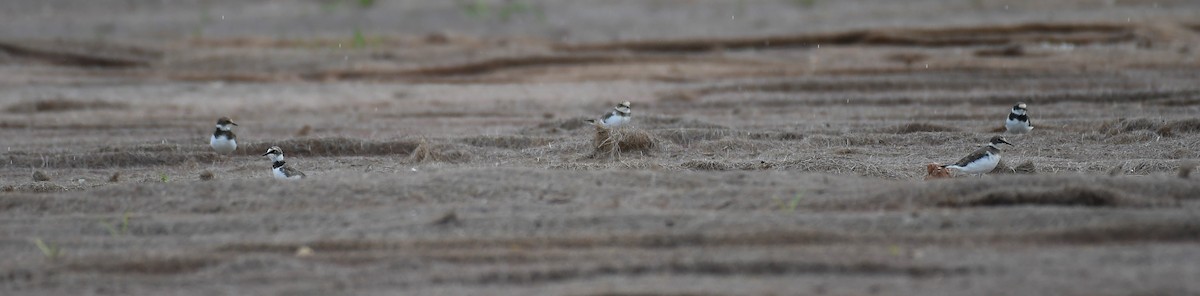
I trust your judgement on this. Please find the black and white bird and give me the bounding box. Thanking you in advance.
[942,136,1013,176]
[210,117,238,155]
[262,146,306,180]
[1005,102,1033,134]
[586,101,631,128]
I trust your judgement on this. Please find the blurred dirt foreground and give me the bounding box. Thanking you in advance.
[2,1,1200,295]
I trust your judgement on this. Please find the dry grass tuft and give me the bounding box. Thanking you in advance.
[408,140,471,163]
[1164,118,1200,134]
[590,125,658,159]
[199,170,215,181]
[989,160,1035,174]
[1180,161,1196,179]
[32,171,50,182]
[6,99,128,113]
[1163,149,1197,159]
[681,160,730,171]
[2,182,66,193]
[1013,161,1036,174]
[747,131,805,141]
[883,122,959,134]
[241,137,420,157]
[1096,118,1200,138]
[1099,118,1161,135]
[833,148,862,155]
[736,160,774,170]
[939,186,1124,207]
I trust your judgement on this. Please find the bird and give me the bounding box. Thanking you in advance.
[1005,102,1033,134]
[942,136,1013,177]
[262,146,306,180]
[210,117,238,155]
[585,101,631,128]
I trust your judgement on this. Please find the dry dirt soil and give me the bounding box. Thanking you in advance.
[2,1,1200,295]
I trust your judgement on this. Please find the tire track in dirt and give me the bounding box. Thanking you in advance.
[656,71,1200,107]
[556,22,1137,53]
[301,54,767,81]
[436,260,975,286]
[0,40,158,68]
[144,21,1184,83]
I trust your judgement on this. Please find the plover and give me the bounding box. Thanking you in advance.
[210,117,238,155]
[942,136,1013,176]
[262,146,306,180]
[1005,102,1033,134]
[586,101,631,128]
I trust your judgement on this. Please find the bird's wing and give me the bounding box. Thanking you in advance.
[282,166,306,178]
[600,111,617,122]
[952,147,991,167]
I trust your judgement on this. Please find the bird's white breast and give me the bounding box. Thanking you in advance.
[210,135,237,154]
[1005,118,1032,133]
[603,114,630,127]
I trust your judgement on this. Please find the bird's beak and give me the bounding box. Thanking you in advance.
[231,122,239,126]
[262,152,271,156]
[1003,140,1014,146]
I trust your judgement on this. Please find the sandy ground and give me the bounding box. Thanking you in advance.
[2,1,1200,295]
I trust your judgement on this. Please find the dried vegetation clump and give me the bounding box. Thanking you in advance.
[1098,118,1200,138]
[681,159,771,171]
[590,125,658,159]
[746,131,805,141]
[32,171,51,182]
[681,160,730,171]
[990,160,1036,174]
[408,140,472,163]
[1179,161,1196,179]
[2,182,67,193]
